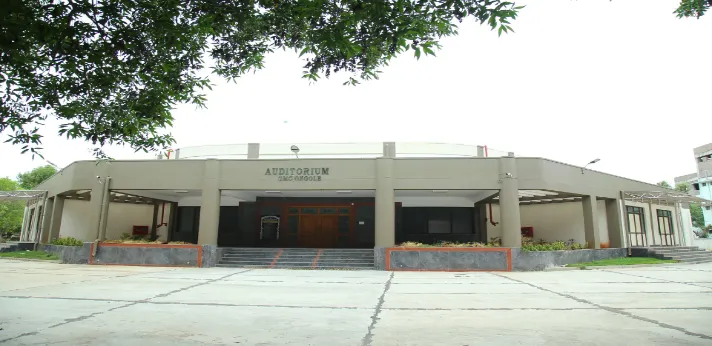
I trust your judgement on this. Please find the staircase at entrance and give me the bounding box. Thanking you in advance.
[642,246,712,263]
[217,248,375,269]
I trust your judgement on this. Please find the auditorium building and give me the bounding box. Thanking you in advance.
[14,142,705,254]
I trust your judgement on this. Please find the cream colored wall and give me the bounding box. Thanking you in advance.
[486,201,609,246]
[624,201,680,246]
[178,196,242,207]
[396,196,475,207]
[58,200,169,242]
[58,200,92,241]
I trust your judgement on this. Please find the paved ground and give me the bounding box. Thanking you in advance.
[1,260,711,346]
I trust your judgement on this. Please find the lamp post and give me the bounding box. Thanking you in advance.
[291,145,300,159]
[581,158,600,174]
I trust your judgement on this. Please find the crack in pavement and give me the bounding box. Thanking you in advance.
[361,272,393,346]
[491,273,712,341]
[599,269,712,290]
[4,295,711,312]
[0,269,251,344]
[0,268,181,294]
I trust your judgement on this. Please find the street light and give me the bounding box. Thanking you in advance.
[291,145,300,159]
[581,158,600,174]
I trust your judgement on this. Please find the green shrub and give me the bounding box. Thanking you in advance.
[50,237,83,247]
[521,239,587,252]
[396,241,490,248]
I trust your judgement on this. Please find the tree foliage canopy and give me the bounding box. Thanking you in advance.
[0,177,24,237]
[1,0,521,157]
[675,182,690,193]
[16,165,58,190]
[675,0,711,18]
[1,0,706,158]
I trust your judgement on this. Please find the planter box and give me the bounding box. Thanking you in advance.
[376,247,627,272]
[42,243,220,267]
[42,243,92,264]
[383,247,512,271]
[511,248,626,271]
[89,243,207,267]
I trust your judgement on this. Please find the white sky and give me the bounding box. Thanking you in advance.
[1,0,710,185]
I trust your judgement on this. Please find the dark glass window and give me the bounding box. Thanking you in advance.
[428,220,451,234]
[338,216,350,234]
[287,207,300,214]
[288,216,299,234]
[339,207,351,214]
[301,207,317,214]
[320,207,337,214]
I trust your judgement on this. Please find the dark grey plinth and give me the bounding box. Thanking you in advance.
[16,242,37,251]
[92,245,201,266]
[374,248,387,270]
[201,245,221,267]
[41,243,91,264]
[387,249,510,271]
[511,248,626,271]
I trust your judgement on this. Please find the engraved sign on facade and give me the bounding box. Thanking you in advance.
[264,167,330,182]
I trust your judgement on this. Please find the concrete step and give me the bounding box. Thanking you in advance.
[649,248,707,254]
[683,258,712,264]
[219,260,279,265]
[217,261,373,267]
[654,251,711,259]
[676,256,712,263]
[217,248,375,270]
[648,246,700,250]
[660,254,712,260]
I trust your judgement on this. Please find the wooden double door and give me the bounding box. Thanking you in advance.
[299,214,339,248]
[286,206,352,248]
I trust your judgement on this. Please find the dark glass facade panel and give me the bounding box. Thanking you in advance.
[338,216,350,234]
[452,208,473,234]
[320,207,337,214]
[287,216,299,234]
[428,220,451,234]
[301,207,318,214]
[287,207,300,214]
[339,208,350,214]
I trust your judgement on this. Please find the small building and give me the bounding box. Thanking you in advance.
[674,142,712,228]
[10,142,709,260]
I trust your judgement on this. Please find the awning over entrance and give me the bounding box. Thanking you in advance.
[0,190,46,202]
[624,191,712,206]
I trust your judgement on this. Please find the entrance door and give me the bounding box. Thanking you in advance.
[319,215,338,248]
[289,206,352,248]
[298,214,320,247]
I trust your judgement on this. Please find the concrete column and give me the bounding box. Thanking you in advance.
[476,146,485,157]
[48,196,65,241]
[247,143,260,159]
[605,198,624,248]
[582,195,601,249]
[88,163,110,241]
[29,202,41,242]
[498,156,521,247]
[198,159,221,245]
[97,177,111,241]
[375,158,395,247]
[166,202,178,242]
[150,203,160,240]
[39,198,54,244]
[19,206,29,241]
[383,142,396,158]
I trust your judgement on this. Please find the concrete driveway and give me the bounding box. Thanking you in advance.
[1,260,711,346]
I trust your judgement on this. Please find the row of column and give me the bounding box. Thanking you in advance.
[192,157,626,248]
